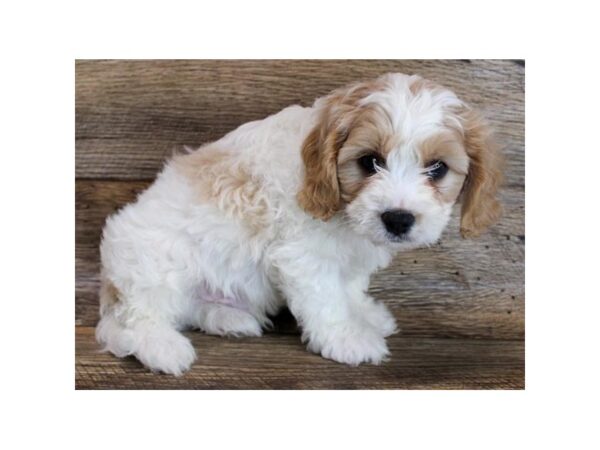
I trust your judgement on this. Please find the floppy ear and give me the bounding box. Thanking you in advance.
[459,108,504,238]
[297,77,385,220]
[297,120,347,220]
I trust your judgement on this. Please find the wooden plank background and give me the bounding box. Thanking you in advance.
[76,327,524,389]
[75,60,525,389]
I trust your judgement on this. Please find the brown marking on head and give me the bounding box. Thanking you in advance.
[297,79,390,219]
[418,130,469,204]
[336,106,397,203]
[419,130,466,171]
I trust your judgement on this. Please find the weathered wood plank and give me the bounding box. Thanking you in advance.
[75,180,524,339]
[76,59,524,184]
[75,326,524,389]
[75,181,524,260]
[76,258,524,340]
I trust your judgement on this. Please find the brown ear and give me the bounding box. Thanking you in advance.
[459,109,504,238]
[297,122,347,220]
[297,82,368,220]
[297,76,387,220]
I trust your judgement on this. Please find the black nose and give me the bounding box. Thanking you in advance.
[381,210,415,236]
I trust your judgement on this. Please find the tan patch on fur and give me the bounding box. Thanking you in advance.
[418,130,469,204]
[99,275,120,315]
[336,160,368,204]
[298,79,395,218]
[336,107,395,203]
[419,130,466,171]
[172,146,270,234]
[297,126,343,220]
[408,76,438,95]
[450,108,504,237]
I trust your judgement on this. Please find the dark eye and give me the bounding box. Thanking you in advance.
[425,160,448,181]
[357,153,385,175]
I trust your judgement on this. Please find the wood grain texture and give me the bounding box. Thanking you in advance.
[76,59,524,185]
[76,180,524,339]
[75,327,524,389]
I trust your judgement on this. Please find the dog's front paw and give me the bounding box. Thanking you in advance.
[363,301,398,337]
[306,322,390,366]
[134,327,197,376]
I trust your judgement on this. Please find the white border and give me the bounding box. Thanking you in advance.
[2,0,600,448]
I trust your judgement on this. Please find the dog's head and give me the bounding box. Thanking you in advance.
[298,73,502,248]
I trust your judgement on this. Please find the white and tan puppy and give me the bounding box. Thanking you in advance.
[96,73,502,375]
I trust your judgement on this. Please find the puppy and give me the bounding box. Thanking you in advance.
[96,73,502,375]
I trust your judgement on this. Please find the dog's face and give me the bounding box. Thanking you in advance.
[298,73,502,248]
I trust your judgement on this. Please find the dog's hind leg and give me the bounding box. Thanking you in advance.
[96,277,197,376]
[96,311,197,376]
